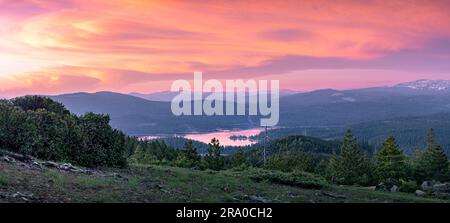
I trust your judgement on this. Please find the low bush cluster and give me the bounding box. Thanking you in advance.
[0,96,128,167]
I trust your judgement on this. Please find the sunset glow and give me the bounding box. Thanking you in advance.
[1,0,450,97]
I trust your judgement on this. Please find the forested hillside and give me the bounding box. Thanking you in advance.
[253,113,450,155]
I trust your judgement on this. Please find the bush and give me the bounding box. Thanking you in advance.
[11,96,70,116]
[0,97,128,167]
[399,180,419,193]
[266,151,314,172]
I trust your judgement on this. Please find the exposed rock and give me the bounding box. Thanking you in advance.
[432,191,450,199]
[106,172,123,178]
[1,156,16,163]
[0,191,38,202]
[243,195,268,203]
[60,163,86,173]
[160,189,170,194]
[376,183,386,191]
[31,161,42,169]
[321,191,346,199]
[0,151,32,162]
[432,183,450,193]
[286,191,297,198]
[421,181,431,190]
[415,190,426,196]
[390,185,399,193]
[0,192,8,198]
[42,161,88,174]
[43,161,59,168]
[367,186,377,191]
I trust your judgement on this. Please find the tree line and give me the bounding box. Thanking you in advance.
[135,128,450,190]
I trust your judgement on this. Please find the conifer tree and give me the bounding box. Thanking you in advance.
[327,150,340,183]
[232,148,248,167]
[183,140,200,164]
[360,152,376,186]
[424,129,449,181]
[336,129,363,184]
[411,149,429,182]
[175,140,200,168]
[204,138,224,170]
[375,136,406,184]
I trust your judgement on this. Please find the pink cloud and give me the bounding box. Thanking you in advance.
[1,0,450,96]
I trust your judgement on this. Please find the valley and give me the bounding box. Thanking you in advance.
[49,79,450,155]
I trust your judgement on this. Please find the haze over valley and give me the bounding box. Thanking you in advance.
[41,79,450,154]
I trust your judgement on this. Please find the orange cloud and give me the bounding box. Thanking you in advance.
[1,0,450,96]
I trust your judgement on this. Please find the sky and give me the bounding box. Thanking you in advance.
[1,0,450,97]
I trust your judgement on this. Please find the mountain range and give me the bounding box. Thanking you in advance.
[48,79,450,136]
[129,89,301,102]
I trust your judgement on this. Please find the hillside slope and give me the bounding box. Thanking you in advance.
[0,155,445,203]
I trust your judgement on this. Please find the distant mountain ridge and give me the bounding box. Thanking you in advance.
[129,91,178,102]
[129,89,301,102]
[49,79,450,137]
[50,91,258,135]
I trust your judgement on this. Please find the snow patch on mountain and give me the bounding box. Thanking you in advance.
[395,79,450,91]
[342,97,356,102]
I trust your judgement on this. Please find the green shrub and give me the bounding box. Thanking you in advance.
[266,151,314,172]
[0,175,11,186]
[0,97,128,167]
[399,180,419,193]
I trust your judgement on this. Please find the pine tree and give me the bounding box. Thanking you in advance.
[175,140,200,168]
[316,159,329,177]
[183,140,200,164]
[360,152,376,186]
[411,149,429,182]
[232,148,248,167]
[375,136,406,184]
[336,129,363,184]
[425,129,449,181]
[327,149,340,183]
[204,138,224,170]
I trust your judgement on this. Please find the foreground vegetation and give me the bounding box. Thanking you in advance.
[0,158,445,203]
[0,96,129,167]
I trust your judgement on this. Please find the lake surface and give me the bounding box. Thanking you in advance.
[139,128,264,146]
[183,128,264,146]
